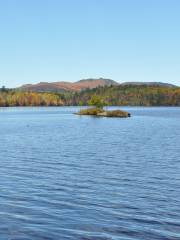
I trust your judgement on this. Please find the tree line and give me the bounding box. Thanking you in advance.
[0,84,180,107]
[0,90,63,107]
[64,85,180,106]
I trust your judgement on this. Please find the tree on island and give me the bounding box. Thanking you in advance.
[76,94,130,117]
[78,100,83,110]
[88,95,107,109]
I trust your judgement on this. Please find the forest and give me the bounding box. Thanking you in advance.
[0,89,63,107]
[69,85,180,106]
[0,84,180,107]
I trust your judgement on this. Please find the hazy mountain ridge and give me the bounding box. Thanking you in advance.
[19,78,118,92]
[19,78,178,93]
[121,82,177,88]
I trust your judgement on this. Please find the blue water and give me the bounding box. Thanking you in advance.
[0,107,180,240]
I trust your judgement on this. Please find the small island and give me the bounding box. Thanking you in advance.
[75,95,131,118]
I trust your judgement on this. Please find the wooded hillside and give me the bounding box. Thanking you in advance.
[0,85,180,106]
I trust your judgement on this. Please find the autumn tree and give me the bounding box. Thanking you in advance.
[88,95,106,109]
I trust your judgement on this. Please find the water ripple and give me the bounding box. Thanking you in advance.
[0,107,180,239]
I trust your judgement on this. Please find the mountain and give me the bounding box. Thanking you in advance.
[121,82,177,88]
[19,79,178,92]
[19,78,118,92]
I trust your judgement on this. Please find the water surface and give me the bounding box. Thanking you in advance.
[0,107,180,240]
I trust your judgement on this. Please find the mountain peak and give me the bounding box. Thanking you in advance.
[19,78,118,92]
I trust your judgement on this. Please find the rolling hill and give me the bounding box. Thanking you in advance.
[19,78,118,92]
[19,78,178,93]
[121,82,177,88]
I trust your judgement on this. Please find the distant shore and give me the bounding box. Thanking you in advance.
[0,83,180,107]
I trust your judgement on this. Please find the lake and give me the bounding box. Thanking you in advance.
[0,107,180,240]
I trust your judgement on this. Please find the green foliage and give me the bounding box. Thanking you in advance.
[69,85,180,106]
[88,95,105,109]
[0,85,180,107]
[78,100,83,107]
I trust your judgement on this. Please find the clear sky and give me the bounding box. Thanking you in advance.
[0,0,180,87]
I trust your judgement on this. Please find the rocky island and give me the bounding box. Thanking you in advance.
[75,95,131,118]
[76,108,131,118]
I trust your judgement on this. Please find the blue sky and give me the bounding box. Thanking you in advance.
[0,0,180,87]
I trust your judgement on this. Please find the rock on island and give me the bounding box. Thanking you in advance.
[75,108,131,118]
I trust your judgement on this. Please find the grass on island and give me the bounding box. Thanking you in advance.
[98,109,131,117]
[76,95,131,117]
[76,107,131,118]
[76,107,104,116]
